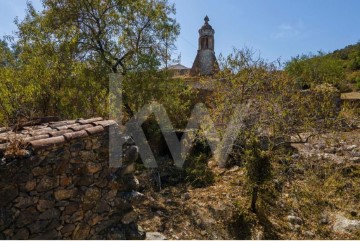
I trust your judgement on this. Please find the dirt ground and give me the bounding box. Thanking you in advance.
[135,129,360,240]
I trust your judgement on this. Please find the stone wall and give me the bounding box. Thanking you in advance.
[0,118,143,239]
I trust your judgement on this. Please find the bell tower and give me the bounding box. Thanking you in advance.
[199,16,214,50]
[190,16,218,76]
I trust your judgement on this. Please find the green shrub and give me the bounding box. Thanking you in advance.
[183,135,215,188]
[356,77,360,90]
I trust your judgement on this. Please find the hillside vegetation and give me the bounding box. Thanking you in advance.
[285,42,360,91]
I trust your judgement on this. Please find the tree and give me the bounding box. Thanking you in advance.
[244,137,271,213]
[27,0,180,74]
[211,48,343,213]
[0,38,38,125]
[0,0,180,125]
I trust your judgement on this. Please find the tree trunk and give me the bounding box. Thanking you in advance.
[111,68,133,119]
[250,185,258,213]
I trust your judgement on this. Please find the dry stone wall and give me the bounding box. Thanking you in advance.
[0,118,143,239]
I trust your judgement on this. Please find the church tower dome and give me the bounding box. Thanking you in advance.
[190,16,218,76]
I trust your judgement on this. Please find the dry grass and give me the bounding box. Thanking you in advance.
[134,129,360,240]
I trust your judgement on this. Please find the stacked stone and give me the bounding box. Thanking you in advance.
[0,118,143,239]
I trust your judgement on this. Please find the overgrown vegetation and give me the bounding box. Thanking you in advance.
[0,0,180,126]
[1,1,359,239]
[285,41,360,91]
[209,47,358,236]
[183,134,215,188]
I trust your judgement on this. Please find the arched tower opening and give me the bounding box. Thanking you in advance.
[191,16,218,76]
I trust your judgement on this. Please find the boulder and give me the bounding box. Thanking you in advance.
[333,213,360,233]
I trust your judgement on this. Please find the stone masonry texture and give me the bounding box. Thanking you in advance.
[0,118,143,239]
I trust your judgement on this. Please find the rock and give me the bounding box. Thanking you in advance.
[349,157,360,163]
[86,162,102,174]
[106,225,126,240]
[318,143,326,150]
[333,213,360,233]
[25,180,37,192]
[291,154,300,159]
[14,196,34,209]
[121,211,138,224]
[32,166,50,176]
[0,184,18,207]
[37,199,55,212]
[182,192,191,200]
[303,231,315,238]
[2,229,13,238]
[229,166,240,172]
[345,145,357,151]
[292,224,301,232]
[61,224,76,234]
[287,215,303,225]
[46,219,61,232]
[79,151,97,161]
[121,163,136,175]
[0,207,13,229]
[28,220,51,233]
[84,187,101,202]
[75,174,94,186]
[104,190,117,201]
[122,174,139,190]
[124,146,139,164]
[83,187,101,210]
[16,207,39,227]
[88,215,103,226]
[122,136,135,146]
[145,232,167,240]
[125,223,145,240]
[39,208,60,220]
[94,200,110,213]
[54,189,77,201]
[12,227,29,239]
[64,202,79,215]
[85,210,94,221]
[55,200,70,207]
[60,176,72,186]
[319,215,329,225]
[120,191,145,205]
[324,147,336,154]
[73,223,90,239]
[36,229,59,239]
[350,151,360,157]
[36,176,58,192]
[69,210,84,223]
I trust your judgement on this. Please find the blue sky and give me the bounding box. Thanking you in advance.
[1,1,359,67]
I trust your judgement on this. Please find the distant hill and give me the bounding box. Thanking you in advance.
[331,42,360,85]
[285,41,360,91]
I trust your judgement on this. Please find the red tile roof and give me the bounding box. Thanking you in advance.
[0,117,116,152]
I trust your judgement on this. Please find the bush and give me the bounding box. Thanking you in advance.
[183,135,215,188]
[356,77,360,90]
